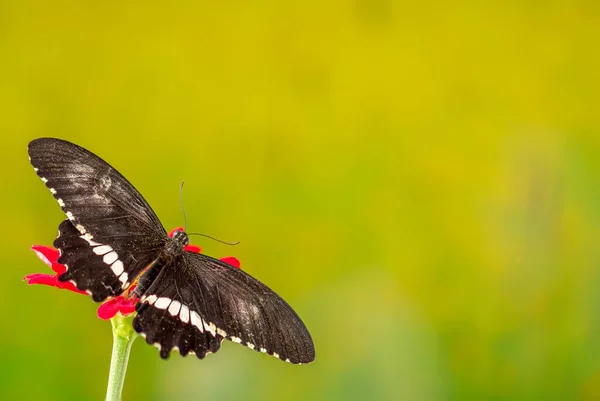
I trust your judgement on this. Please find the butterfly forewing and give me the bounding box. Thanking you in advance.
[134,252,315,364]
[28,138,167,300]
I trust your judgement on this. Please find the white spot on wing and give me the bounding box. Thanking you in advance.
[203,320,216,337]
[154,297,171,310]
[180,305,190,323]
[119,273,128,287]
[66,211,74,221]
[145,295,157,305]
[41,177,48,183]
[50,188,57,194]
[260,348,267,353]
[57,198,65,207]
[191,311,204,332]
[273,352,280,359]
[247,342,255,350]
[80,234,97,244]
[217,328,227,336]
[168,300,181,316]
[93,245,112,255]
[75,224,86,234]
[103,251,118,265]
[231,336,242,343]
[111,260,124,276]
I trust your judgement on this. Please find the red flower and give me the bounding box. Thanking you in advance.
[97,293,138,319]
[26,245,88,295]
[25,228,241,320]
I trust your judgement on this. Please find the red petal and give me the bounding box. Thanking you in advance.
[97,298,121,320]
[168,227,184,238]
[23,273,60,287]
[31,245,59,268]
[220,257,241,269]
[51,263,67,275]
[58,280,88,295]
[184,244,202,254]
[98,296,138,319]
[118,298,138,316]
[24,272,88,295]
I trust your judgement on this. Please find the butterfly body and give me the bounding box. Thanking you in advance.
[28,138,315,364]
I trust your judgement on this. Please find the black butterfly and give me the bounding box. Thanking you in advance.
[28,138,315,364]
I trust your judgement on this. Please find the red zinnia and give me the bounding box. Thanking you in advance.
[26,245,88,295]
[25,227,241,320]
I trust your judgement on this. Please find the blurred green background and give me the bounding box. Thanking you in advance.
[1,1,599,400]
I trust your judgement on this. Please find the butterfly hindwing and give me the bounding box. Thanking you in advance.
[133,256,224,359]
[133,303,223,359]
[134,252,315,364]
[54,220,158,301]
[28,138,167,300]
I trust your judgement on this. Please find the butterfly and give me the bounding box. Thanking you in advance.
[28,137,315,364]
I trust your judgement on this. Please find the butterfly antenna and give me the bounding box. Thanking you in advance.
[180,181,187,232]
[187,232,240,246]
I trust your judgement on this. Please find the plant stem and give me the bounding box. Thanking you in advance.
[106,314,137,401]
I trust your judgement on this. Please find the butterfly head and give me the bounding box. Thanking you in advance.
[171,229,190,247]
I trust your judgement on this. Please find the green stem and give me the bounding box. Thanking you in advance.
[106,314,138,401]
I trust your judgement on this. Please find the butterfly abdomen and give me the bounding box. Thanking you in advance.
[134,258,165,298]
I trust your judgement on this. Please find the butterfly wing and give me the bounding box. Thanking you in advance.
[28,138,167,301]
[132,259,225,359]
[134,252,315,364]
[53,219,159,301]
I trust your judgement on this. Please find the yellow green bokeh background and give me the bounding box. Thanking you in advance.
[1,1,600,400]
